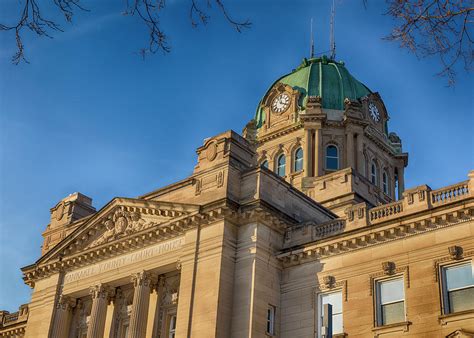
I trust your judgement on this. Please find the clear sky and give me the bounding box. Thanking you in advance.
[0,0,472,311]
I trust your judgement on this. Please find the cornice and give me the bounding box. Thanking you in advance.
[257,123,303,144]
[277,205,473,266]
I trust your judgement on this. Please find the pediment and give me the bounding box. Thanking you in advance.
[39,197,199,264]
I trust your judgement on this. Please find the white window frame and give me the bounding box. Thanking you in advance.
[317,290,343,338]
[371,161,378,185]
[276,154,286,177]
[266,304,276,336]
[167,312,177,338]
[325,145,339,171]
[382,171,389,195]
[440,260,474,315]
[374,276,406,326]
[294,147,304,172]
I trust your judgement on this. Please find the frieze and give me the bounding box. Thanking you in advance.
[64,237,184,284]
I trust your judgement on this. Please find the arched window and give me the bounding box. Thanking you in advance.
[261,160,269,169]
[294,148,303,172]
[326,145,339,170]
[277,154,286,177]
[371,161,378,185]
[383,171,389,194]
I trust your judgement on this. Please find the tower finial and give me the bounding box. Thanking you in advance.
[310,18,315,58]
[330,0,336,60]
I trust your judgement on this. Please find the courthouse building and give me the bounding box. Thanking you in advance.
[1,56,473,338]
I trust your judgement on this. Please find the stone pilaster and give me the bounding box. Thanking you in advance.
[129,271,155,338]
[303,128,313,177]
[87,284,114,338]
[51,295,76,338]
[346,131,354,169]
[314,128,322,176]
[398,166,405,199]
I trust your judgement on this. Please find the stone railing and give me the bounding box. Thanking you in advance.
[313,219,345,240]
[369,201,403,222]
[431,181,469,205]
[0,304,29,329]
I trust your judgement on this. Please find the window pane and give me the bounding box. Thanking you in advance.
[382,301,405,325]
[380,279,404,304]
[326,157,338,170]
[449,287,474,312]
[446,264,474,290]
[261,160,268,169]
[321,291,342,314]
[327,146,338,157]
[332,313,343,334]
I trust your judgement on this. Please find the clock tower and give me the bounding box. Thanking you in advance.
[245,56,408,216]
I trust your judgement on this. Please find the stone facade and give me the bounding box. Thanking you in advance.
[1,57,473,338]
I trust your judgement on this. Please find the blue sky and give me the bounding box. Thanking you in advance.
[0,0,472,311]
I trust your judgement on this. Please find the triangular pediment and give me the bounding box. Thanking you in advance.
[38,197,200,264]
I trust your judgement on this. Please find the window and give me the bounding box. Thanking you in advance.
[375,278,405,326]
[326,145,339,170]
[294,147,303,172]
[266,305,276,335]
[277,154,286,177]
[371,161,378,185]
[168,314,177,338]
[394,169,399,200]
[382,171,389,195]
[441,262,474,314]
[318,291,343,337]
[261,160,268,169]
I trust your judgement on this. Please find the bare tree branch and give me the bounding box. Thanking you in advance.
[1,0,251,63]
[384,0,473,85]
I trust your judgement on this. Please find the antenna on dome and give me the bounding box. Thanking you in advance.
[330,0,336,60]
[310,18,315,58]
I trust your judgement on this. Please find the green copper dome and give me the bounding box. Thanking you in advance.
[255,56,372,128]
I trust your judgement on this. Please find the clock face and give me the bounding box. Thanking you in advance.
[368,102,380,122]
[271,92,291,114]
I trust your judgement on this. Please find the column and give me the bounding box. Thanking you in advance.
[87,284,114,338]
[398,166,405,199]
[356,133,364,175]
[314,128,323,176]
[146,275,164,337]
[129,271,155,338]
[346,131,354,169]
[51,295,76,338]
[303,128,313,177]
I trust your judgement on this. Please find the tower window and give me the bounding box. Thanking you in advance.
[371,161,378,185]
[294,147,303,172]
[326,145,339,171]
[383,171,389,195]
[261,160,268,169]
[266,305,276,335]
[277,154,286,177]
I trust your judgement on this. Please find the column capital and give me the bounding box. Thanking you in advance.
[89,283,115,301]
[56,294,76,311]
[131,270,156,288]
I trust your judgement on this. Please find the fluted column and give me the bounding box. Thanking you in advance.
[346,131,354,169]
[356,132,364,175]
[51,295,76,338]
[129,271,155,338]
[314,127,322,176]
[87,284,114,338]
[303,128,313,177]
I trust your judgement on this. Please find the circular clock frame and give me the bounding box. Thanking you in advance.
[271,92,291,114]
[368,102,380,122]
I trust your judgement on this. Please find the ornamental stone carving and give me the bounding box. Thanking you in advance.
[89,209,154,247]
[382,261,396,275]
[131,271,156,288]
[89,284,115,301]
[56,294,76,310]
[448,245,463,260]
